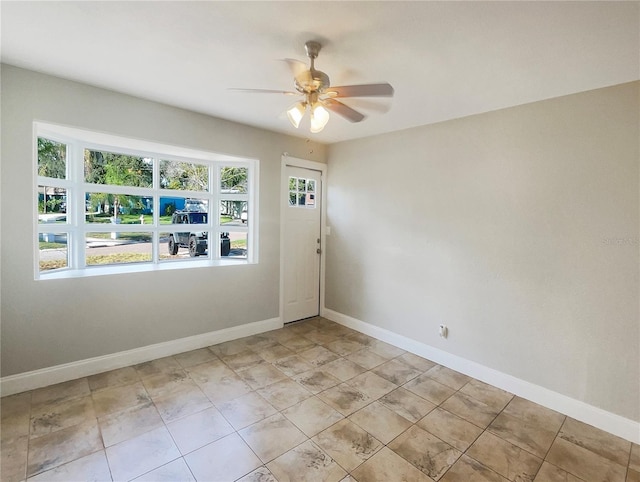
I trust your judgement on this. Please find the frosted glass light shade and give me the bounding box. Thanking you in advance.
[310,104,330,133]
[287,102,305,129]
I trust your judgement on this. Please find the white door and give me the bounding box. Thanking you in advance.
[283,165,322,323]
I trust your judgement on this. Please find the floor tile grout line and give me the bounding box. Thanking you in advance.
[535,414,570,480]
[128,453,183,482]
[24,388,34,481]
[89,391,113,482]
[624,440,634,481]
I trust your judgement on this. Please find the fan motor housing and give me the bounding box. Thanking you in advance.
[294,70,330,94]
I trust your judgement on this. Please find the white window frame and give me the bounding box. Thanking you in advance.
[34,122,259,280]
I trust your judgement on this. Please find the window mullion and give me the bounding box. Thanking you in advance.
[153,157,160,263]
[247,160,257,262]
[71,142,85,270]
[212,165,220,259]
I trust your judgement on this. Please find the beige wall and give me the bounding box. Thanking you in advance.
[325,82,639,421]
[0,65,326,376]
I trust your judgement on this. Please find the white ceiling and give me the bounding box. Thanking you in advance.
[1,1,638,144]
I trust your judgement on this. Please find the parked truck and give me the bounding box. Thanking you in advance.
[167,210,230,257]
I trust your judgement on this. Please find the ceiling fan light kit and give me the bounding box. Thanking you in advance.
[235,40,394,134]
[286,100,330,133]
[287,91,331,133]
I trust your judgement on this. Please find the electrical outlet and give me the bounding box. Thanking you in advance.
[439,324,448,339]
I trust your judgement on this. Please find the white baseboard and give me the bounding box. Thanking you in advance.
[323,308,640,444]
[0,317,283,397]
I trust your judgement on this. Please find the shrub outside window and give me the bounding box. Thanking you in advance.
[36,123,257,279]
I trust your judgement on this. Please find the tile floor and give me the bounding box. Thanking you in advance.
[1,317,638,482]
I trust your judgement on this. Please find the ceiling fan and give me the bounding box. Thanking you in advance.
[232,41,394,133]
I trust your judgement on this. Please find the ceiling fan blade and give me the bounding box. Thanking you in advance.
[281,58,308,77]
[228,88,299,96]
[339,98,392,114]
[323,99,366,123]
[326,83,394,98]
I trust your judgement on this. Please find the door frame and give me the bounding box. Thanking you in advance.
[280,155,328,324]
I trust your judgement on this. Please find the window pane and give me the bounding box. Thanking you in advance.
[160,196,208,223]
[226,232,248,259]
[160,231,212,260]
[289,176,297,191]
[160,208,209,258]
[86,232,152,266]
[85,196,98,214]
[161,231,241,258]
[39,233,68,271]
[85,193,153,223]
[298,179,306,192]
[160,160,208,191]
[161,231,232,259]
[38,186,67,223]
[159,233,182,260]
[84,149,153,187]
[307,179,315,193]
[289,193,297,206]
[221,166,248,193]
[306,192,316,207]
[220,201,247,227]
[38,138,66,179]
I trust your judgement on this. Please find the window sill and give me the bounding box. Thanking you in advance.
[37,258,253,280]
